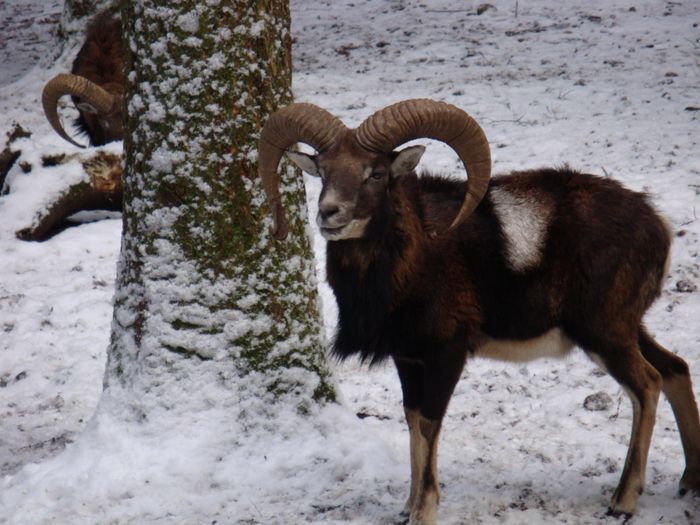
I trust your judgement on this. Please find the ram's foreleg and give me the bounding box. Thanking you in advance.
[396,359,424,517]
[395,349,466,525]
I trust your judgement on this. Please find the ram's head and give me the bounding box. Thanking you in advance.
[258,99,492,240]
[42,14,123,148]
[42,73,123,148]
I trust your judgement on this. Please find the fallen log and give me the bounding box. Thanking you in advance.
[16,150,122,241]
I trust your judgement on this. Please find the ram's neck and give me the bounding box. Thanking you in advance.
[326,180,423,298]
[324,180,424,363]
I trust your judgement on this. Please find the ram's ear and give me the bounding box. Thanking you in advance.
[391,145,425,176]
[76,102,99,114]
[285,150,320,177]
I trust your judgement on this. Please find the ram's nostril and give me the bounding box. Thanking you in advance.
[319,206,340,221]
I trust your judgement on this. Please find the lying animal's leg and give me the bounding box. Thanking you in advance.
[395,359,425,517]
[587,341,662,517]
[638,327,700,495]
[408,349,467,525]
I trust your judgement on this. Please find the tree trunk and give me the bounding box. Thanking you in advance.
[107,0,334,408]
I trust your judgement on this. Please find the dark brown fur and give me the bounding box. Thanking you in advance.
[330,168,670,362]
[323,160,700,521]
[71,13,123,146]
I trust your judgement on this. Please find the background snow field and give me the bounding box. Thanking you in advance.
[1,1,699,523]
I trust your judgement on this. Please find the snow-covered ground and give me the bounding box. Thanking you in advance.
[1,1,699,523]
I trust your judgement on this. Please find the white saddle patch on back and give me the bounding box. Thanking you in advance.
[490,187,553,272]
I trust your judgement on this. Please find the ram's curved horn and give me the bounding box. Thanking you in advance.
[42,73,116,148]
[356,99,491,229]
[258,103,347,239]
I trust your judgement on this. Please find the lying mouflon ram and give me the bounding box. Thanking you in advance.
[258,99,700,525]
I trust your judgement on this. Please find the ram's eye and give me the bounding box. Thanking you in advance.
[370,170,386,180]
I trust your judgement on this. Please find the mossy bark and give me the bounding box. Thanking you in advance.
[107,1,335,405]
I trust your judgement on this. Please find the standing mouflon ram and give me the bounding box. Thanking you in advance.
[258,99,700,525]
[42,12,123,148]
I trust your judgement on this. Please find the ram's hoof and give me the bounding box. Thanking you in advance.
[679,467,700,496]
[606,507,633,522]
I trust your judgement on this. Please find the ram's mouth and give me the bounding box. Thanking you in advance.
[320,225,347,240]
[320,218,370,241]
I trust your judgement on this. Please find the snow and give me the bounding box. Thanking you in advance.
[1,0,700,524]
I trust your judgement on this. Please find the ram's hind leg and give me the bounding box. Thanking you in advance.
[638,327,700,495]
[586,340,662,517]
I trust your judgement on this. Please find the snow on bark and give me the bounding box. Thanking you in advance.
[106,0,335,419]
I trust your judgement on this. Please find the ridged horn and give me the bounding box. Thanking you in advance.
[42,73,116,148]
[356,99,491,229]
[258,103,347,239]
